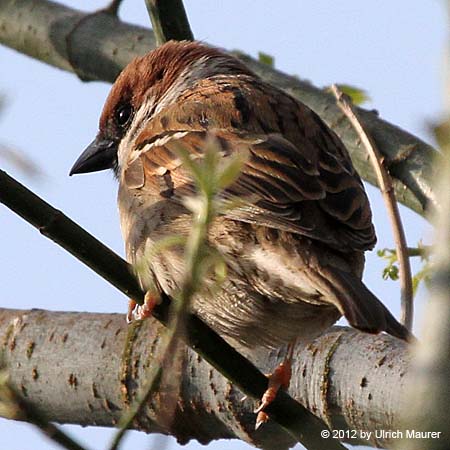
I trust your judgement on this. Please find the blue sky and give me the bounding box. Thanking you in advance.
[0,1,447,449]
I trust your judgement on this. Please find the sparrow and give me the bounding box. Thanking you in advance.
[70,40,410,424]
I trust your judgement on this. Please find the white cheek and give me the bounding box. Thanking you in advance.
[116,76,194,176]
[117,140,130,174]
[117,97,157,174]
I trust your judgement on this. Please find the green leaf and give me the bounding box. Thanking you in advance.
[172,142,205,187]
[216,154,245,190]
[382,264,399,281]
[335,84,371,105]
[411,262,432,294]
[203,137,223,191]
[433,118,450,150]
[140,235,186,266]
[258,51,275,68]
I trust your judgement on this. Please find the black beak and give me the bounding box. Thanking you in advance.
[70,136,117,175]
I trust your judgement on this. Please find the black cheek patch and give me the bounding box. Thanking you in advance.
[233,89,251,124]
[160,115,169,129]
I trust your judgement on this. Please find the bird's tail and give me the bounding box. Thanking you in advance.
[320,266,413,342]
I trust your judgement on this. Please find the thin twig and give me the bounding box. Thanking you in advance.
[406,246,432,258]
[145,0,194,46]
[332,85,414,331]
[103,0,124,16]
[0,169,345,450]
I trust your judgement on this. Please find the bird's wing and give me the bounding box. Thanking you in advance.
[123,126,376,253]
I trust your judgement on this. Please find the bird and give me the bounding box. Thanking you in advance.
[70,40,411,426]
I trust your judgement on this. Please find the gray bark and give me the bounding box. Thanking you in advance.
[0,0,439,217]
[0,308,410,449]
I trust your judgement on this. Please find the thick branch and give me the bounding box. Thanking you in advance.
[0,309,410,449]
[0,0,438,217]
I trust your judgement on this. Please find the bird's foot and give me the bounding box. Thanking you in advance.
[126,291,160,323]
[254,359,292,430]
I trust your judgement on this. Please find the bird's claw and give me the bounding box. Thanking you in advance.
[253,360,292,429]
[255,411,269,430]
[126,292,160,323]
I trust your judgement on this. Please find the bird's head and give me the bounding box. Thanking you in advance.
[69,40,253,177]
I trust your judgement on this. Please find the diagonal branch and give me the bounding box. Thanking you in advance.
[0,168,345,450]
[0,0,439,218]
[0,309,410,449]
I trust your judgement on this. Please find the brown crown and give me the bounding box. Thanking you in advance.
[99,41,254,133]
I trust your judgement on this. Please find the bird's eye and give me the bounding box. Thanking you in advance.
[116,104,133,127]
[155,69,164,81]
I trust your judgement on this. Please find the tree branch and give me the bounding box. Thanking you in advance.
[144,0,193,46]
[0,309,410,449]
[0,0,438,218]
[332,85,414,331]
[0,169,346,450]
